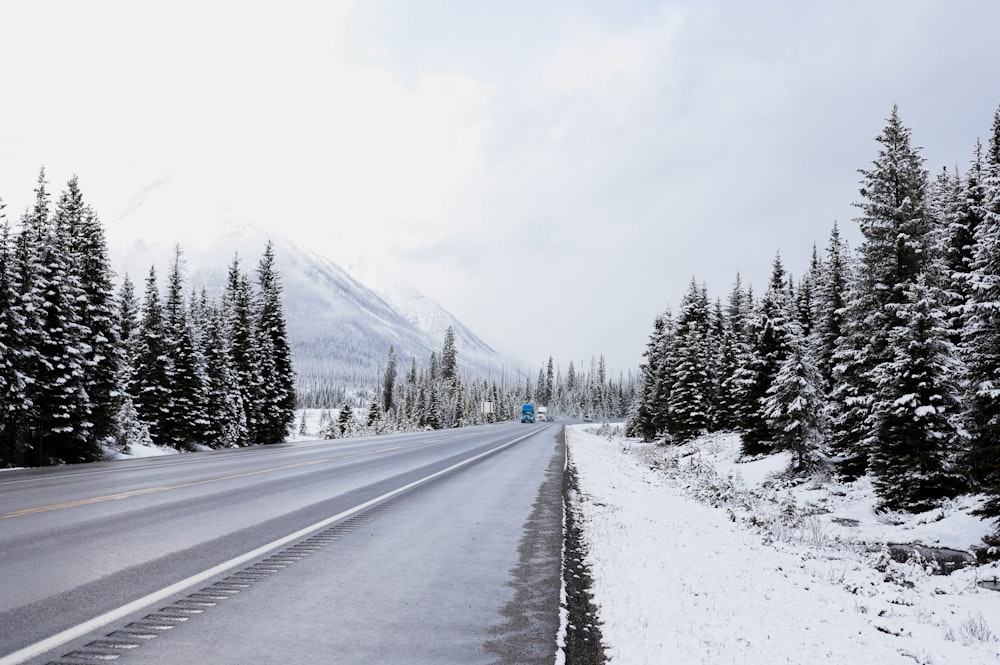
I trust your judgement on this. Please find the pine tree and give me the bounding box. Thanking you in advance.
[0,202,28,466]
[716,275,751,431]
[762,321,826,472]
[815,222,851,391]
[366,397,381,429]
[225,256,261,444]
[254,241,296,443]
[632,314,667,441]
[200,300,248,447]
[429,350,439,382]
[452,377,466,427]
[737,254,794,456]
[545,356,555,406]
[336,401,353,436]
[29,174,93,463]
[383,345,397,414]
[795,245,823,338]
[870,277,965,511]
[534,368,546,407]
[160,247,208,450]
[131,267,173,446]
[830,107,935,481]
[404,357,418,422]
[58,176,120,448]
[116,275,140,390]
[441,325,457,383]
[426,383,442,430]
[113,395,153,454]
[666,279,714,441]
[964,104,1000,515]
[10,172,50,460]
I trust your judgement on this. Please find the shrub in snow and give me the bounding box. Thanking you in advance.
[959,611,995,645]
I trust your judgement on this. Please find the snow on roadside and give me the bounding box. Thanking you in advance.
[566,424,1000,664]
[102,440,181,459]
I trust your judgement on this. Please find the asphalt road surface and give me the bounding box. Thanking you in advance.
[0,422,564,665]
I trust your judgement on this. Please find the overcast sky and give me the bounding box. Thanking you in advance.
[1,0,999,374]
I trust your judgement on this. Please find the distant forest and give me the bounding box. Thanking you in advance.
[0,171,296,466]
[629,104,1000,518]
[319,331,636,438]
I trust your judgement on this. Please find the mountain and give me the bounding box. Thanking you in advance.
[108,221,510,391]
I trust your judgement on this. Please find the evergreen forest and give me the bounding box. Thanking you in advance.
[320,332,635,438]
[0,171,296,466]
[629,104,1000,517]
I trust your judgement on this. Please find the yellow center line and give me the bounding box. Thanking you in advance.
[0,459,330,520]
[1,437,448,521]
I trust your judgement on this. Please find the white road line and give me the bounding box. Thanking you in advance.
[0,427,545,665]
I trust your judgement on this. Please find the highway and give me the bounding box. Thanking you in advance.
[0,422,564,665]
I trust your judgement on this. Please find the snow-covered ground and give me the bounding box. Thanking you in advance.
[566,424,1000,664]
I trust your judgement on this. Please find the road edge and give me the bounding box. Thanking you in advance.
[558,426,607,665]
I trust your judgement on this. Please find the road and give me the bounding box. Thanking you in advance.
[0,422,564,665]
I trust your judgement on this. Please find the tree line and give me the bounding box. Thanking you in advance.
[323,328,634,437]
[0,170,296,466]
[629,104,1000,516]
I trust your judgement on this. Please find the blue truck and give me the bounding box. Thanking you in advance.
[520,404,535,423]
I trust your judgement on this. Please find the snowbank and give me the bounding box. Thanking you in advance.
[567,425,1000,664]
[102,441,181,459]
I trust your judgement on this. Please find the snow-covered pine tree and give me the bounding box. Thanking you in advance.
[116,276,140,392]
[403,357,418,424]
[161,247,209,450]
[10,172,50,457]
[815,222,851,392]
[29,174,93,463]
[706,299,726,429]
[666,279,714,441]
[200,300,248,447]
[762,319,826,472]
[336,400,353,436]
[113,394,153,455]
[441,325,457,384]
[631,313,668,441]
[649,310,677,438]
[870,276,965,511]
[57,177,120,449]
[225,256,262,444]
[796,245,823,339]
[534,368,546,407]
[254,241,296,444]
[366,397,381,429]
[830,107,936,481]
[716,274,751,431]
[382,345,397,415]
[545,357,555,407]
[428,350,440,383]
[0,201,28,467]
[826,294,874,480]
[8,173,47,463]
[964,104,1000,515]
[927,167,968,344]
[452,377,466,427]
[131,266,173,447]
[426,383,442,430]
[736,254,794,456]
[952,148,987,331]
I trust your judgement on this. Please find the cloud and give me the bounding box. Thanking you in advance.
[2,0,999,372]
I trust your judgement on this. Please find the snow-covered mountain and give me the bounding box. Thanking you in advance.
[108,221,507,388]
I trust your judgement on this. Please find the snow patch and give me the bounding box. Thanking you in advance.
[567,425,1000,663]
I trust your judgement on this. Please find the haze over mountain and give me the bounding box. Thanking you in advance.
[104,181,516,393]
